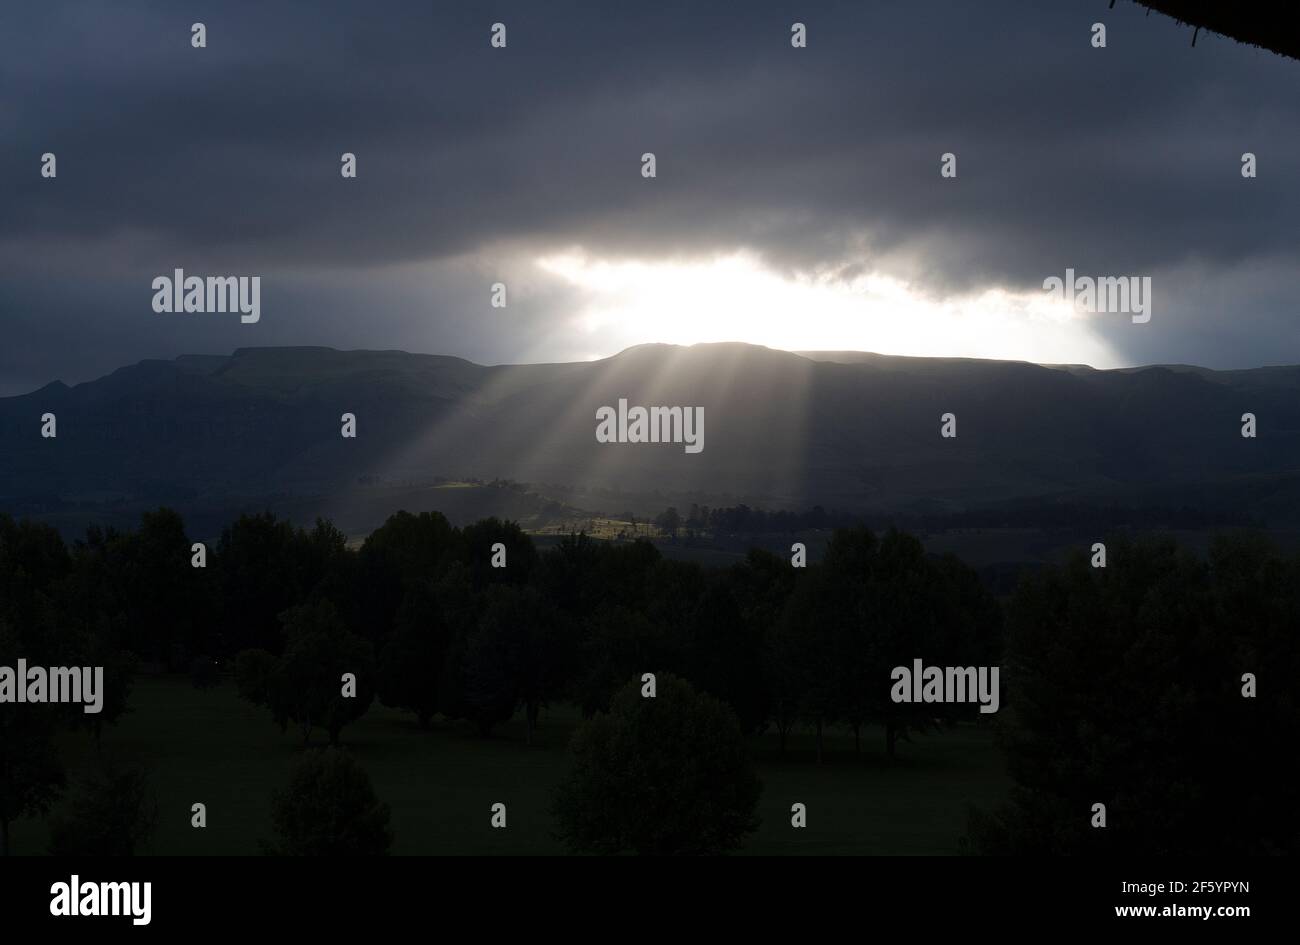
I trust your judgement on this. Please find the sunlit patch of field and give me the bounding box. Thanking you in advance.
[529,516,666,541]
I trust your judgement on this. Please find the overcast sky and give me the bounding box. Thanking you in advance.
[2,0,1298,395]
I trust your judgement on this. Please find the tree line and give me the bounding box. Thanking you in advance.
[2,509,1297,855]
[647,499,1260,539]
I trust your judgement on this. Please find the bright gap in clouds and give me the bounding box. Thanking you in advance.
[536,251,1121,368]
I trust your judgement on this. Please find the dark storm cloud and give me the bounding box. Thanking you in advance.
[1,0,1298,391]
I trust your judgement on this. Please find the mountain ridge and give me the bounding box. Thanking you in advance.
[5,342,1300,532]
[15,342,1300,401]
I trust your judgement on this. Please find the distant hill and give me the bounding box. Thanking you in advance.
[5,342,1300,531]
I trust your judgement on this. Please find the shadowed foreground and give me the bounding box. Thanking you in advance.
[9,677,1009,856]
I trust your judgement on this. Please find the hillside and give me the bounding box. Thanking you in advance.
[4,343,1300,532]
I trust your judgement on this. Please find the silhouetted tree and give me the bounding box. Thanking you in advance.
[67,644,135,748]
[552,674,761,855]
[280,600,375,746]
[734,550,802,754]
[235,600,374,746]
[864,528,946,758]
[461,517,538,590]
[355,510,459,647]
[458,584,573,741]
[457,608,518,737]
[0,620,65,855]
[55,509,210,668]
[573,603,675,717]
[215,513,310,656]
[775,563,840,763]
[654,507,681,538]
[966,534,1300,855]
[233,647,278,707]
[127,508,206,665]
[264,749,391,855]
[0,515,70,633]
[377,579,452,728]
[48,763,158,856]
[685,576,769,734]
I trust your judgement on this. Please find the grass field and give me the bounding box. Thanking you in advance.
[9,678,1010,856]
[530,516,666,541]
